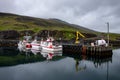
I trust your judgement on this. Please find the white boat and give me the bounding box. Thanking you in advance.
[18,41,26,52]
[18,41,25,48]
[41,37,62,52]
[42,44,62,52]
[31,39,41,50]
[18,40,32,50]
[18,35,32,50]
[18,41,32,55]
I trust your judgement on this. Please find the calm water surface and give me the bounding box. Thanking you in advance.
[0,47,120,80]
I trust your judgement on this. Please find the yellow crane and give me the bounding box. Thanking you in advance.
[75,31,85,44]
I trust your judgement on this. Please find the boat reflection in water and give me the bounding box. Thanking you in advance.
[18,45,112,70]
[0,47,48,67]
[0,46,118,80]
[31,49,41,55]
[18,45,62,59]
[0,46,112,74]
[63,52,112,72]
[41,50,62,60]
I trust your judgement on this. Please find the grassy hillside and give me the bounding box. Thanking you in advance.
[0,12,119,40]
[0,12,95,33]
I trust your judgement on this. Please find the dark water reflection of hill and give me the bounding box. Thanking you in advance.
[0,47,113,68]
[0,47,120,80]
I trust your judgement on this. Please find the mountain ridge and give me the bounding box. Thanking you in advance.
[0,12,119,41]
[0,12,96,33]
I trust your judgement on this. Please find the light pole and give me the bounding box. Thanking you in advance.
[107,22,109,46]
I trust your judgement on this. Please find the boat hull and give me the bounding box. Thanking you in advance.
[42,46,62,52]
[31,44,41,50]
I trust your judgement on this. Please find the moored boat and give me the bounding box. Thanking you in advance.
[31,39,41,50]
[41,37,62,52]
[18,35,32,50]
[18,40,32,50]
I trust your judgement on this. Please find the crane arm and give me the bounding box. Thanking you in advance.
[77,31,85,38]
[75,31,85,44]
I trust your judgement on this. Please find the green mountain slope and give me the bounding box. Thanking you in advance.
[0,12,96,33]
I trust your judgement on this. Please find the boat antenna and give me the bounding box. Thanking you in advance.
[48,30,50,37]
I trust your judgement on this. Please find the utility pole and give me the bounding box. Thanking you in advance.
[107,22,109,46]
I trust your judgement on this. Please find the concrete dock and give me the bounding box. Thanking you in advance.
[62,44,113,57]
[62,44,82,54]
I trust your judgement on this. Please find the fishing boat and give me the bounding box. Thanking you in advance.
[18,43,31,52]
[18,35,32,50]
[18,40,32,49]
[31,39,41,50]
[41,37,62,52]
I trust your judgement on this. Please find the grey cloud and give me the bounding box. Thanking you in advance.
[0,0,16,12]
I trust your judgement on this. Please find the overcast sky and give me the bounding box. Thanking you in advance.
[0,0,120,33]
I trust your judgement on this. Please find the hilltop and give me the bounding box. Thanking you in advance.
[0,12,96,33]
[0,12,119,41]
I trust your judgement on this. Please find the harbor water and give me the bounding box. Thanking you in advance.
[0,47,120,80]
